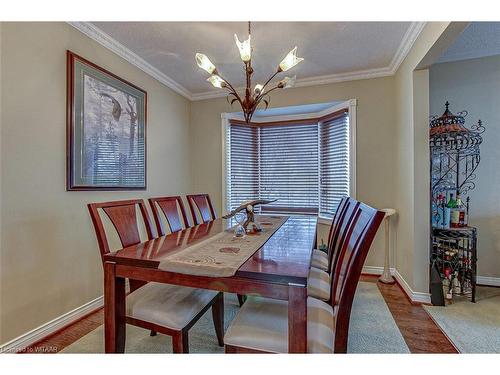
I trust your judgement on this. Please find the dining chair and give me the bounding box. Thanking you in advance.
[307,198,360,302]
[186,193,217,225]
[223,200,384,353]
[148,196,190,236]
[88,199,224,353]
[310,196,350,272]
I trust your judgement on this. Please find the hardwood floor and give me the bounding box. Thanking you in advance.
[360,275,457,353]
[19,309,104,354]
[22,275,457,354]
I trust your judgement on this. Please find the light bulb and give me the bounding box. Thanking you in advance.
[278,47,304,72]
[207,75,226,88]
[254,84,263,95]
[234,34,252,62]
[195,53,217,74]
[280,75,296,89]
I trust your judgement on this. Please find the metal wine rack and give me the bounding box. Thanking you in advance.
[429,102,484,304]
[431,227,477,302]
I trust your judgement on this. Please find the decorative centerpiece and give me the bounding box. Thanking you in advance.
[223,199,277,234]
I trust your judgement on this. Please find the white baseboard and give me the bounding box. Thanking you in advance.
[393,269,431,304]
[362,265,431,304]
[362,265,394,276]
[0,296,103,353]
[477,275,500,287]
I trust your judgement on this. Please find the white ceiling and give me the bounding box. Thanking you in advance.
[437,22,500,64]
[75,22,424,100]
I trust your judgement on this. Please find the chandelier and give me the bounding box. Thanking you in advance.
[195,22,304,123]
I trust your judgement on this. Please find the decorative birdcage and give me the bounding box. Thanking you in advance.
[430,101,485,197]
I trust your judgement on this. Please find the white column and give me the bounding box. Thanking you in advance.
[379,208,396,284]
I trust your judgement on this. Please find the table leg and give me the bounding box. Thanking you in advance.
[288,283,307,353]
[104,261,126,353]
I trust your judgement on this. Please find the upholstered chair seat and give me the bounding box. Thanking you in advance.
[311,249,329,271]
[224,296,334,353]
[307,266,331,301]
[126,282,218,330]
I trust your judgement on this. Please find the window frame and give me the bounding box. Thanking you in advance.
[221,99,357,224]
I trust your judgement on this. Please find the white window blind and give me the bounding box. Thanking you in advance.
[319,112,350,218]
[225,110,350,218]
[260,124,319,214]
[226,124,260,211]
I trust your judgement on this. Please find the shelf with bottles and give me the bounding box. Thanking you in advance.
[431,189,470,230]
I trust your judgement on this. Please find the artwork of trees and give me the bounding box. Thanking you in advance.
[82,74,145,186]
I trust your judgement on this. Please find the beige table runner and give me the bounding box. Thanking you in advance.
[159,215,289,277]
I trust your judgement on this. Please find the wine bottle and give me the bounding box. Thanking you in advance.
[456,195,466,227]
[449,193,460,228]
[444,193,455,229]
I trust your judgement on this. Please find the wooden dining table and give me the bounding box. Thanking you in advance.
[103,215,317,353]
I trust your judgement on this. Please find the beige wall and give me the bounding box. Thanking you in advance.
[190,76,398,271]
[393,22,450,294]
[0,22,192,343]
[430,55,500,279]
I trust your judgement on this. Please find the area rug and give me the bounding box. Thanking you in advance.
[62,281,409,353]
[424,286,500,353]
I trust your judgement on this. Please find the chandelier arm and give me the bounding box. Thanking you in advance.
[260,70,280,93]
[217,73,236,94]
[217,77,246,111]
[255,85,282,102]
[227,90,245,109]
[223,84,245,109]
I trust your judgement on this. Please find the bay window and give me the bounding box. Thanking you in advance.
[223,101,355,219]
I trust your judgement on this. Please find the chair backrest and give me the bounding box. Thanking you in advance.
[328,201,384,353]
[327,198,361,275]
[324,197,349,249]
[87,199,154,259]
[324,197,350,270]
[186,194,217,225]
[148,196,189,236]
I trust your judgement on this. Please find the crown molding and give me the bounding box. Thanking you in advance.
[67,22,193,100]
[69,21,426,103]
[191,22,426,101]
[190,66,394,101]
[436,49,500,64]
[388,21,426,74]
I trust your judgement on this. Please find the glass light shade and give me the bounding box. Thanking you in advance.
[278,47,304,72]
[281,75,296,89]
[195,53,216,74]
[234,34,252,62]
[254,84,263,95]
[207,75,226,88]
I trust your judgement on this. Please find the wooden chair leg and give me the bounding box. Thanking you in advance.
[212,292,224,347]
[150,330,157,336]
[237,294,245,307]
[172,331,189,353]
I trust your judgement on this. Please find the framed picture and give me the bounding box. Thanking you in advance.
[66,51,147,190]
